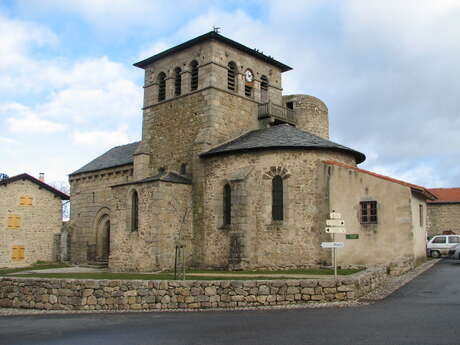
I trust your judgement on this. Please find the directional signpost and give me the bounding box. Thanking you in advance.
[321,211,346,280]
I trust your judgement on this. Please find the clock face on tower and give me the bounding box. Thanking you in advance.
[244,69,254,82]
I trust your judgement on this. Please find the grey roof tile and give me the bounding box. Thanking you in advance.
[200,124,366,163]
[112,171,192,188]
[70,141,140,176]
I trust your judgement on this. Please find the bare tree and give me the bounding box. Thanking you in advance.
[49,181,71,221]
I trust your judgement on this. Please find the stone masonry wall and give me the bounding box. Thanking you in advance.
[110,181,192,272]
[199,150,357,269]
[282,95,329,139]
[69,165,134,264]
[0,179,62,268]
[0,267,387,311]
[427,203,460,237]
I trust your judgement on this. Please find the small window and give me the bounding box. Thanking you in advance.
[260,75,269,102]
[272,176,284,221]
[158,72,166,101]
[432,236,446,244]
[20,196,33,206]
[7,215,21,229]
[180,163,187,175]
[228,62,237,91]
[419,204,423,227]
[360,201,377,224]
[12,246,25,261]
[174,67,182,96]
[190,60,198,91]
[131,191,139,232]
[223,184,232,226]
[286,101,294,109]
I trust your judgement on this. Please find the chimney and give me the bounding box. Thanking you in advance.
[39,173,45,182]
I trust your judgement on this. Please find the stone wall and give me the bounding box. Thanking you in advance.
[0,267,388,311]
[110,180,192,272]
[68,165,134,264]
[0,179,63,268]
[427,203,460,237]
[282,95,329,139]
[199,150,357,269]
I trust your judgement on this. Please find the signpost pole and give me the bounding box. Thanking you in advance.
[333,233,337,281]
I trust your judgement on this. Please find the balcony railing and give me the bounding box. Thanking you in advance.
[258,102,296,125]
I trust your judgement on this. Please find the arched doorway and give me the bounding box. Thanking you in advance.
[96,214,110,263]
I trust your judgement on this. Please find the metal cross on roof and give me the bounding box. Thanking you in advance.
[213,25,221,34]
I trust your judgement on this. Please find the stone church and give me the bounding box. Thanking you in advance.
[69,31,434,272]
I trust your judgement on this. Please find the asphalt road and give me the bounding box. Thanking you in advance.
[1,260,459,345]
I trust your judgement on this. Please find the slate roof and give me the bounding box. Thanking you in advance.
[324,160,437,200]
[70,141,140,176]
[200,124,366,164]
[133,31,292,72]
[427,188,460,204]
[0,173,69,200]
[112,171,192,188]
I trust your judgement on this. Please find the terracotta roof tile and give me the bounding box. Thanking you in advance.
[323,160,436,200]
[427,188,460,204]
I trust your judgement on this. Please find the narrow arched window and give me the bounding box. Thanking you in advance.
[174,67,181,96]
[158,72,166,101]
[223,184,232,225]
[261,75,269,103]
[131,190,139,232]
[227,62,237,91]
[190,60,198,91]
[272,176,283,221]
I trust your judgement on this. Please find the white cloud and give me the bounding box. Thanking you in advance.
[0,136,17,144]
[18,0,208,32]
[0,14,57,69]
[72,127,131,147]
[5,105,66,134]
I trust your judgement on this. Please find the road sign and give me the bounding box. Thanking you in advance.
[326,219,345,227]
[321,242,344,248]
[329,212,342,219]
[325,227,346,234]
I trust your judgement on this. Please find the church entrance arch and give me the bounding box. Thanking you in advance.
[95,212,111,263]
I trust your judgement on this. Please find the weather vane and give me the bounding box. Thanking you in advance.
[213,25,221,34]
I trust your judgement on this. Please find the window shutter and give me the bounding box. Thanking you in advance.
[12,246,25,260]
[8,216,15,228]
[18,246,25,260]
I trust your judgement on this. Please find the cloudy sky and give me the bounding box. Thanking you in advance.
[1,0,459,189]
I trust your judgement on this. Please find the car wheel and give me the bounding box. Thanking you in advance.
[431,250,441,258]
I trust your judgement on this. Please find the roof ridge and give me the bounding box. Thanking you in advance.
[0,173,69,200]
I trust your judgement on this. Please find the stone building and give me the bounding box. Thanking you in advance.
[427,188,460,237]
[69,31,434,272]
[0,173,69,268]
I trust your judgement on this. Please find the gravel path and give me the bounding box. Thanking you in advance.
[0,260,439,316]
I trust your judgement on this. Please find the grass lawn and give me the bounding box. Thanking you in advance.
[187,268,364,276]
[0,262,70,276]
[4,267,364,280]
[8,273,312,280]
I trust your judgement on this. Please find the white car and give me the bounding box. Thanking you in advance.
[427,235,460,258]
